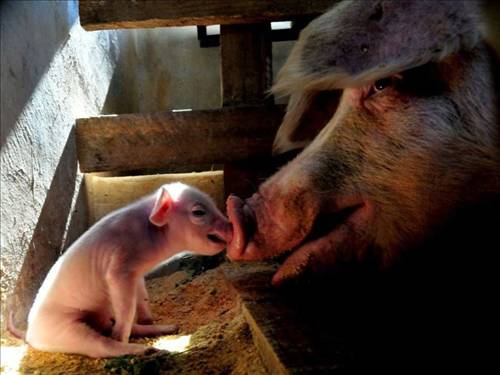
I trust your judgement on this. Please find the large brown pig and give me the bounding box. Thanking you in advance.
[227,0,499,286]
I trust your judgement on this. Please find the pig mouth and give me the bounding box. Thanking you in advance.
[264,204,366,284]
[268,202,366,263]
[227,194,367,270]
[305,204,363,244]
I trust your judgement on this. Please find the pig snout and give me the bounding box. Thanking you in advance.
[226,182,321,265]
[226,195,255,260]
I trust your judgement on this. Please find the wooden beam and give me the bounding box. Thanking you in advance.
[220,23,276,198]
[76,105,284,173]
[79,0,335,31]
[85,171,224,224]
[220,23,272,107]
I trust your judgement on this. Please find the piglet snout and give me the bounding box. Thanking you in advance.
[207,220,233,245]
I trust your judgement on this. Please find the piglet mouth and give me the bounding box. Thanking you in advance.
[207,233,227,245]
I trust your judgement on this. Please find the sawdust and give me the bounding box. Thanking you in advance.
[1,266,268,374]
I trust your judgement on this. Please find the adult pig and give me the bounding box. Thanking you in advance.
[227,0,500,286]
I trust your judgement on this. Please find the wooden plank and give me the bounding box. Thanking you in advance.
[79,0,335,31]
[241,302,287,375]
[76,105,284,173]
[222,262,288,375]
[85,171,224,223]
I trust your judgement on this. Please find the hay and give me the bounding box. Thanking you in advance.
[1,267,267,374]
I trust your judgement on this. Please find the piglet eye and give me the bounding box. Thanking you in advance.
[192,207,206,217]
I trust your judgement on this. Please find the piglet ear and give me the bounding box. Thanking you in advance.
[149,187,173,227]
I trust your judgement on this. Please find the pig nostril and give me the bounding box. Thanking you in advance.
[242,203,257,238]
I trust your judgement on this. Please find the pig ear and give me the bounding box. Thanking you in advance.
[149,187,173,227]
[272,90,340,155]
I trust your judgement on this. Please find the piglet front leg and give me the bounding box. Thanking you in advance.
[136,278,154,325]
[107,270,137,343]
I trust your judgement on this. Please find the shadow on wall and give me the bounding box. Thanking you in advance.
[0,0,78,148]
[8,129,88,323]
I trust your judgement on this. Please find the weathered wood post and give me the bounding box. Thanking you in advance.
[220,23,275,199]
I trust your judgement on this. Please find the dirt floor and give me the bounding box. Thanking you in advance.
[0,266,268,374]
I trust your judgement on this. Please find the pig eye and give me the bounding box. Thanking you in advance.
[373,77,393,92]
[369,75,402,97]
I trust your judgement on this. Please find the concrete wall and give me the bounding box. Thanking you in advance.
[1,0,117,324]
[103,28,221,113]
[0,0,293,326]
[103,28,293,114]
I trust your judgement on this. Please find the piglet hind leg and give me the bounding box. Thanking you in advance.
[30,320,151,358]
[133,279,178,337]
[131,323,179,338]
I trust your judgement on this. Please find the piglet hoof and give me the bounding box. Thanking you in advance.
[115,343,153,357]
[110,326,132,343]
[143,347,161,355]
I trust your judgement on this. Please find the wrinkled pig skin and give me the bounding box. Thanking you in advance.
[226,0,500,286]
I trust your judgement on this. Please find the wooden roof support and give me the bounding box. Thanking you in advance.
[79,0,335,31]
[220,23,276,198]
[220,23,273,107]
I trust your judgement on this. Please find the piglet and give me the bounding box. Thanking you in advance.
[8,182,232,358]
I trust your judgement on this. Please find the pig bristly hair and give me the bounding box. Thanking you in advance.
[273,0,481,94]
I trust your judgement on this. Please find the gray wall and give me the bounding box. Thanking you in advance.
[1,0,117,325]
[0,0,292,326]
